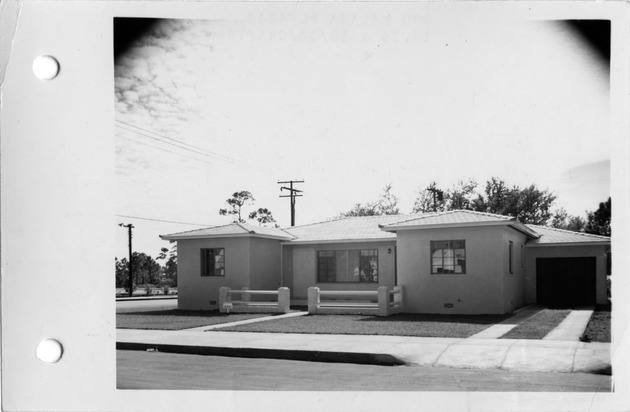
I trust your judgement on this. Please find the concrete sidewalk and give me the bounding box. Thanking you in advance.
[116,328,611,375]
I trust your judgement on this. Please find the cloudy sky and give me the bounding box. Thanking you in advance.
[114,15,610,259]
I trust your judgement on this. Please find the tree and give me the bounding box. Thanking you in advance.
[219,191,255,223]
[377,184,400,215]
[550,208,587,232]
[585,197,611,236]
[115,257,129,288]
[339,184,400,217]
[157,246,177,286]
[470,178,556,225]
[412,182,445,213]
[473,177,520,216]
[249,208,277,226]
[219,190,277,226]
[514,184,557,226]
[128,252,161,286]
[115,252,161,288]
[341,201,380,217]
[446,179,478,210]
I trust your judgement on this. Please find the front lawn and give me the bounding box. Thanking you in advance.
[580,305,611,342]
[500,309,570,340]
[216,313,512,338]
[116,310,271,330]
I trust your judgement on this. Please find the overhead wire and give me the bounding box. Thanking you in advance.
[116,119,235,162]
[116,123,236,165]
[117,133,221,167]
[115,120,275,172]
[115,214,212,226]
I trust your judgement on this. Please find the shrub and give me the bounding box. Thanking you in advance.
[144,284,153,296]
[163,285,170,296]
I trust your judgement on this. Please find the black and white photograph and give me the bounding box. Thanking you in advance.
[1,1,628,411]
[114,13,613,392]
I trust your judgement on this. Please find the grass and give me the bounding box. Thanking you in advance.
[500,309,571,340]
[580,304,611,343]
[216,313,513,338]
[116,309,272,330]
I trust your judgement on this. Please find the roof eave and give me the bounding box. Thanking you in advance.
[380,220,513,232]
[283,237,396,245]
[508,221,541,239]
[160,233,292,241]
[525,241,611,247]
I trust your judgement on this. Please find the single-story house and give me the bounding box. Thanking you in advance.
[160,210,611,314]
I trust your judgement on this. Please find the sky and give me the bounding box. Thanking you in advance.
[114,15,610,259]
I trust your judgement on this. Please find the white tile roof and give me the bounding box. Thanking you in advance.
[160,222,294,241]
[282,214,419,243]
[161,212,611,246]
[380,210,515,228]
[525,225,610,245]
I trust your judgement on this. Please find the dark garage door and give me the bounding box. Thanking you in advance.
[536,257,596,307]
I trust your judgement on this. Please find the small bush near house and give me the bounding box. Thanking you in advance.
[580,304,611,343]
[162,285,170,295]
[144,284,153,296]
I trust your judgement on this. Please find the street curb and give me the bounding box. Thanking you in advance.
[116,342,407,366]
[116,296,178,302]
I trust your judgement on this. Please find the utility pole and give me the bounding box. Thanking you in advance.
[119,223,134,297]
[278,180,304,226]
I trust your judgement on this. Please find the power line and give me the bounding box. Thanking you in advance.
[117,133,221,167]
[115,120,275,172]
[116,120,237,163]
[115,214,212,226]
[116,124,237,165]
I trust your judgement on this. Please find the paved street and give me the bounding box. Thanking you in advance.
[117,350,611,392]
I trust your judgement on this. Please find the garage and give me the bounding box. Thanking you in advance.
[536,257,596,307]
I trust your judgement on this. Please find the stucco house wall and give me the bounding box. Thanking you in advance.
[524,244,609,305]
[281,245,294,291]
[248,237,283,291]
[287,241,397,300]
[396,226,515,314]
[176,237,251,310]
[501,228,529,313]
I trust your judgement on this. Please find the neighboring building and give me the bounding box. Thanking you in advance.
[161,210,611,314]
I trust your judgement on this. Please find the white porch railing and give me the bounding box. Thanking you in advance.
[219,287,290,314]
[307,286,404,316]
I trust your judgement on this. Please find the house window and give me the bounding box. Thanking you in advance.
[316,249,378,283]
[201,248,225,277]
[431,240,466,274]
[509,241,514,274]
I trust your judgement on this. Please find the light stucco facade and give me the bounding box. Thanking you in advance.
[395,225,529,314]
[163,211,611,314]
[524,244,609,306]
[285,241,397,301]
[176,236,281,310]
